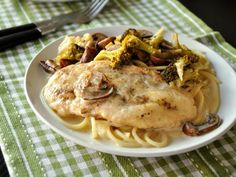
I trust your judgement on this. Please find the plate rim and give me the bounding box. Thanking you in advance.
[24,25,236,157]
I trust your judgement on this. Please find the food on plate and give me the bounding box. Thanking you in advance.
[40,28,221,147]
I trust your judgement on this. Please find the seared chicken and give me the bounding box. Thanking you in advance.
[44,61,197,129]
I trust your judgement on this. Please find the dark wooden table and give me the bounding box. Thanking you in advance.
[0,1,235,176]
[180,0,236,47]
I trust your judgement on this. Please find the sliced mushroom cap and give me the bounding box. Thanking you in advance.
[92,33,108,42]
[160,40,174,49]
[40,60,61,74]
[60,59,78,67]
[182,113,221,136]
[121,28,153,41]
[150,55,171,66]
[97,37,116,50]
[133,49,149,62]
[154,49,182,59]
[77,71,114,100]
[83,87,114,100]
[80,46,98,63]
[137,29,153,38]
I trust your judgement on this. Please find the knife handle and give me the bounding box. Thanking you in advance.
[0,23,38,37]
[0,28,42,51]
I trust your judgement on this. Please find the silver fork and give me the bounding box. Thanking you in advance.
[0,0,109,51]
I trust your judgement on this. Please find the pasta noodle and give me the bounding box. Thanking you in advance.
[107,127,140,147]
[91,117,98,139]
[132,128,151,147]
[60,117,90,130]
[144,131,168,147]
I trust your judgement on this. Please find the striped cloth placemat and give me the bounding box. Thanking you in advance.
[0,0,235,176]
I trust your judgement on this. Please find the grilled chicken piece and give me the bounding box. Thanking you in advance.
[44,61,197,129]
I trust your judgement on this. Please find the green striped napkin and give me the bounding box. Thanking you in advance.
[0,0,235,176]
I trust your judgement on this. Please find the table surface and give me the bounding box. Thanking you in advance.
[0,1,235,177]
[180,0,236,48]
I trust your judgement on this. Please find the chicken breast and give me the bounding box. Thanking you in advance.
[44,60,197,129]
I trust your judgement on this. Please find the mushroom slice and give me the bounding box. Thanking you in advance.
[82,87,114,100]
[92,33,108,42]
[60,59,78,67]
[154,49,182,59]
[150,55,171,66]
[80,46,98,63]
[137,29,153,38]
[182,113,221,136]
[97,37,116,49]
[39,60,61,74]
[121,28,153,41]
[160,40,174,49]
[77,71,114,100]
[134,49,149,62]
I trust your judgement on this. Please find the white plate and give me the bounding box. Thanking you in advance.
[24,25,236,157]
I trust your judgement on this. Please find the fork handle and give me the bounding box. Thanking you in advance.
[0,28,42,51]
[0,23,38,37]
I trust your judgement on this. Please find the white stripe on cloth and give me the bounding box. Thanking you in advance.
[113,0,143,26]
[196,150,220,177]
[112,155,129,177]
[0,98,33,177]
